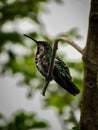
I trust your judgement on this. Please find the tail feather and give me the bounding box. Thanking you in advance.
[62,79,80,95]
[53,69,80,96]
[54,77,80,96]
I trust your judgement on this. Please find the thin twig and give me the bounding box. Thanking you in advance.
[55,37,83,54]
[42,37,83,96]
[41,40,58,96]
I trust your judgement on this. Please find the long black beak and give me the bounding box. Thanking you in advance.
[24,34,38,44]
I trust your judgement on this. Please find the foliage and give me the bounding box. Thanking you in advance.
[0,111,48,130]
[71,125,79,130]
[0,0,82,129]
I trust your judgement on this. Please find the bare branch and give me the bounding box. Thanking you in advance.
[55,37,83,54]
[41,40,58,96]
[42,37,83,96]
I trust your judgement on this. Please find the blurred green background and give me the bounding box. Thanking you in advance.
[0,0,90,130]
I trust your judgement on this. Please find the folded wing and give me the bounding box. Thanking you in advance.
[53,58,80,96]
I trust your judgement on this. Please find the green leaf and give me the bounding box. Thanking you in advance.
[72,125,79,130]
[32,121,48,128]
[0,113,3,119]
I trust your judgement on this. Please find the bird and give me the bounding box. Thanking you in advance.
[24,34,80,96]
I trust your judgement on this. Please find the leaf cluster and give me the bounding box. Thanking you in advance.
[0,111,48,130]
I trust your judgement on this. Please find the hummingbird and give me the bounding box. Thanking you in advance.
[24,34,80,96]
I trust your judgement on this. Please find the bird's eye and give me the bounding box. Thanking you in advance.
[40,46,44,51]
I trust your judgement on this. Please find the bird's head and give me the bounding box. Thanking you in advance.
[24,34,52,54]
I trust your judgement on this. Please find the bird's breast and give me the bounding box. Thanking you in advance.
[35,53,49,77]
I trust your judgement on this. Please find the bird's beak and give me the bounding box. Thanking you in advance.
[24,34,38,44]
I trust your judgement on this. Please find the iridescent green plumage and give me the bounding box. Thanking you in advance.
[24,34,80,95]
[54,58,72,80]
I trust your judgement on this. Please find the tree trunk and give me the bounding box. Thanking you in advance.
[80,0,98,130]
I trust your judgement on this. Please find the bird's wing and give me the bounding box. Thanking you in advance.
[54,58,72,80]
[53,58,80,95]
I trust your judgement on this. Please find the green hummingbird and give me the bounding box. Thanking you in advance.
[24,34,80,96]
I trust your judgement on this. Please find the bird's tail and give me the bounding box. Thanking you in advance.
[54,76,80,96]
[63,79,80,95]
